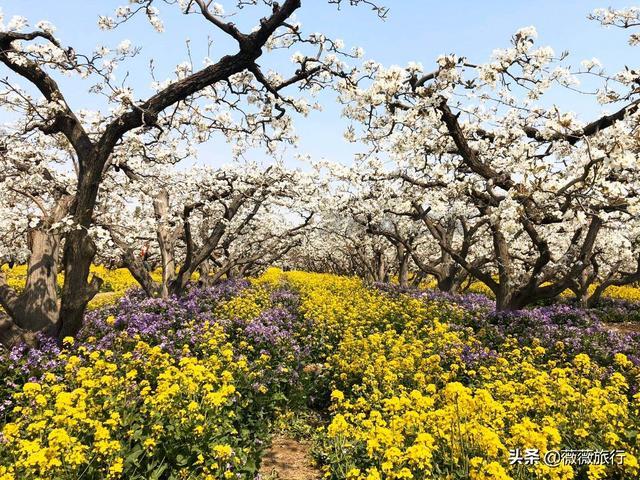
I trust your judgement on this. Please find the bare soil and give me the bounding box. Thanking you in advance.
[605,321,640,334]
[259,436,321,480]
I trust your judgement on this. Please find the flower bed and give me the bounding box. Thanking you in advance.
[0,279,313,480]
[1,269,640,480]
[284,272,640,480]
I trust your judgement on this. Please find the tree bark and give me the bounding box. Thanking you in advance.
[14,229,62,331]
[198,260,213,287]
[153,190,177,299]
[0,195,76,342]
[54,158,106,340]
[55,229,103,339]
[397,244,410,288]
[375,250,387,283]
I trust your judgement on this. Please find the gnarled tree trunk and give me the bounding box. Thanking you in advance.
[0,195,77,345]
[154,190,177,299]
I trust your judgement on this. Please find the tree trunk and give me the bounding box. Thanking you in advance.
[198,259,235,287]
[0,317,37,348]
[396,244,410,288]
[13,229,62,331]
[153,190,177,299]
[492,224,513,311]
[55,229,103,339]
[375,251,387,283]
[122,250,160,297]
[495,290,511,311]
[411,271,425,287]
[438,262,467,294]
[54,158,105,340]
[569,284,589,308]
[587,283,608,308]
[0,195,78,345]
[437,275,454,293]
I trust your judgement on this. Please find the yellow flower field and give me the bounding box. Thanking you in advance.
[268,270,640,480]
[1,268,639,479]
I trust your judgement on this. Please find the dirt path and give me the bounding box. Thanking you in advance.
[605,321,640,334]
[259,436,321,480]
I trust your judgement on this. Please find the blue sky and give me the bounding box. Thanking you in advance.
[0,1,636,168]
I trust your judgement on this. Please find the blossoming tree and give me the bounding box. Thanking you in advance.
[97,161,316,298]
[0,0,381,345]
[338,12,640,309]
